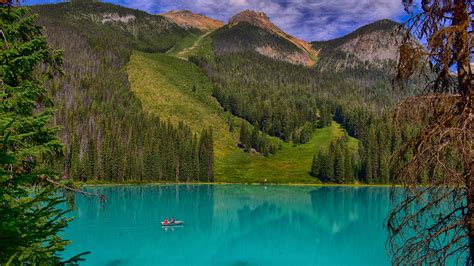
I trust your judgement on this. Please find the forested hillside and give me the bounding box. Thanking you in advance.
[202,52,403,183]
[29,2,424,184]
[189,15,422,184]
[127,48,356,183]
[32,1,214,182]
[213,10,317,66]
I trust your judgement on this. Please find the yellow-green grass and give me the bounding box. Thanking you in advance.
[167,31,215,63]
[127,51,358,183]
[217,122,358,183]
[127,51,237,158]
[165,33,201,59]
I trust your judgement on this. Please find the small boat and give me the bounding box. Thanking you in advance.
[161,221,184,226]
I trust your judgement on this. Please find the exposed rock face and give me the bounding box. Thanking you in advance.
[338,20,400,63]
[254,46,314,66]
[312,19,402,70]
[100,13,136,24]
[229,10,278,33]
[226,10,318,66]
[161,10,224,31]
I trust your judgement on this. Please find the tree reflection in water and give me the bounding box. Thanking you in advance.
[65,185,395,265]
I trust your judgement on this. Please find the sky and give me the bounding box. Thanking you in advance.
[25,0,408,41]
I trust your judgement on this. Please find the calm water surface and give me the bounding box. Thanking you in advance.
[64,185,395,265]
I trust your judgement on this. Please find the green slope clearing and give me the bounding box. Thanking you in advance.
[166,31,214,61]
[127,50,358,183]
[128,51,236,159]
[217,122,358,183]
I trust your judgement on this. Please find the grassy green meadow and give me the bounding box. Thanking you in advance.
[166,31,215,62]
[128,49,358,183]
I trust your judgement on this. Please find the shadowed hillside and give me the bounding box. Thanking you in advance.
[312,19,401,71]
[31,1,215,182]
[212,10,317,66]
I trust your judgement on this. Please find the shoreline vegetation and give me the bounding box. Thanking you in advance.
[81,180,398,187]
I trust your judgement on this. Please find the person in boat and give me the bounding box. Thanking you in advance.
[171,217,175,224]
[163,218,169,225]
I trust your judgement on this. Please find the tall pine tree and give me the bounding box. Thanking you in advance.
[0,6,84,263]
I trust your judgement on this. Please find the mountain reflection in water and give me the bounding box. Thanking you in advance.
[64,185,394,265]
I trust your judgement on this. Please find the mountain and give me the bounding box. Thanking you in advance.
[161,10,224,32]
[28,2,415,184]
[228,10,316,58]
[30,1,218,182]
[212,10,318,66]
[312,19,401,71]
[34,1,190,53]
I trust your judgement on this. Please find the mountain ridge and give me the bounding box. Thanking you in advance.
[211,10,317,66]
[161,10,225,31]
[33,1,191,53]
[312,19,402,70]
[229,10,319,64]
[30,1,409,184]
[170,9,401,68]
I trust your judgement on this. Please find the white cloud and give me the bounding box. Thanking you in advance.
[229,0,249,7]
[107,0,406,41]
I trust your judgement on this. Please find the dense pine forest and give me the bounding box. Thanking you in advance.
[238,122,281,156]
[190,20,423,184]
[29,1,424,184]
[310,134,356,183]
[3,0,472,264]
[32,2,214,182]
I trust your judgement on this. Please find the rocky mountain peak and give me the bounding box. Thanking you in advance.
[227,10,318,66]
[229,10,278,33]
[311,19,405,70]
[161,10,224,31]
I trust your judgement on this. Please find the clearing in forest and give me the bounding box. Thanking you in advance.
[128,51,357,183]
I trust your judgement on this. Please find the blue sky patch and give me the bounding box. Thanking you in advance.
[25,0,407,41]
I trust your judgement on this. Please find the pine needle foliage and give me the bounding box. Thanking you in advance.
[0,7,80,264]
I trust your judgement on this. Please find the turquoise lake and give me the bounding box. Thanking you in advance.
[64,185,395,265]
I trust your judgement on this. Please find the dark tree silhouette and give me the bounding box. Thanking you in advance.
[388,0,473,264]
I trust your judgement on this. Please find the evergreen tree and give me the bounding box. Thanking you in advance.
[100,133,112,180]
[343,144,354,182]
[239,122,279,156]
[70,133,81,179]
[326,143,336,182]
[198,130,209,181]
[0,7,82,263]
[227,117,234,132]
[310,151,322,178]
[192,134,200,181]
[379,147,390,184]
[334,142,345,183]
[206,128,214,182]
[87,137,97,180]
[312,136,357,183]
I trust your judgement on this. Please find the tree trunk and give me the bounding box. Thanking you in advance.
[175,159,180,182]
[453,0,471,98]
[453,0,474,261]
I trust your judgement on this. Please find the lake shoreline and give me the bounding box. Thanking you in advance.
[68,181,396,264]
[81,181,398,187]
